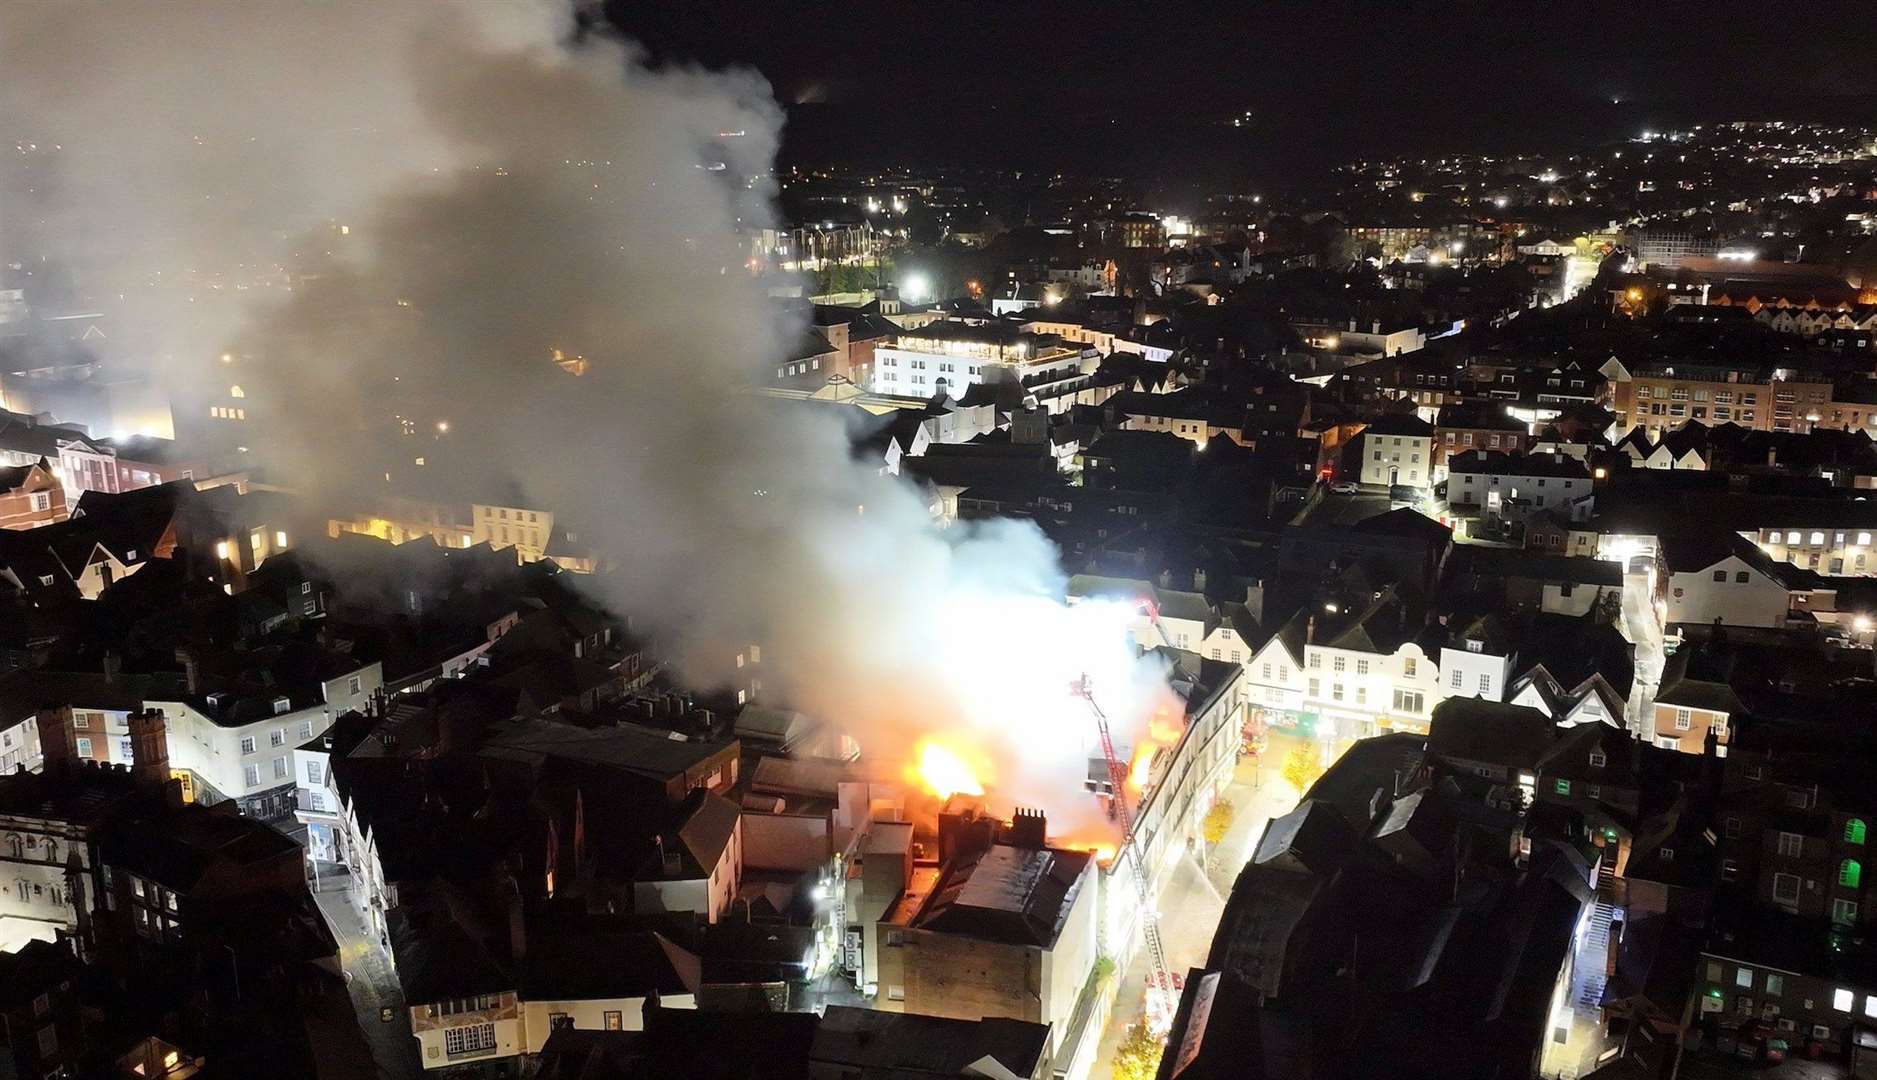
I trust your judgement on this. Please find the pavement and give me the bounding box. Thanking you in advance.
[1086,748,1306,1079]
[316,885,423,1080]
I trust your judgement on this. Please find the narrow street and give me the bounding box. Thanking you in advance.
[1087,747,1306,1078]
[316,884,423,1080]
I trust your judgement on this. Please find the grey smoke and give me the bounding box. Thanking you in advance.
[0,1,1169,834]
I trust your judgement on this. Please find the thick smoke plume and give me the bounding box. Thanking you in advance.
[0,1,1170,836]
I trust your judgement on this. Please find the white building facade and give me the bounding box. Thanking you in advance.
[1359,416,1435,489]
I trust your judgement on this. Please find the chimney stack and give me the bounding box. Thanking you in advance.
[938,798,995,865]
[35,708,77,771]
[102,651,121,685]
[1306,615,1317,645]
[1007,807,1047,850]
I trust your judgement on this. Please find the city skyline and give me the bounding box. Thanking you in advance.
[3,4,1877,1080]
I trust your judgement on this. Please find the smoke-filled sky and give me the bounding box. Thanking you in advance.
[0,0,1169,834]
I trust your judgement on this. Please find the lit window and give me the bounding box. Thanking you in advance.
[1835,988,1855,1012]
[1737,968,1754,988]
[1841,860,1862,889]
[1848,819,1868,845]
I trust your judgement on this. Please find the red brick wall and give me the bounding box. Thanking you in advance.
[0,472,67,529]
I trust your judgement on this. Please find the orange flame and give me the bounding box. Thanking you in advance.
[1149,703,1184,745]
[1059,838,1117,864]
[1129,744,1156,789]
[914,742,984,800]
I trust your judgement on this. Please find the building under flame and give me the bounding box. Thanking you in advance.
[822,648,1248,1078]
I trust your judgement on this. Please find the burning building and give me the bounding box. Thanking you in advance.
[817,647,1248,1076]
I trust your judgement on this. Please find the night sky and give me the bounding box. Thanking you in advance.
[609,1,1877,186]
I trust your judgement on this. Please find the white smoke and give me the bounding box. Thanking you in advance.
[0,0,1170,838]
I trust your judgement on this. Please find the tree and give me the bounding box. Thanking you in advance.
[1202,798,1236,846]
[1113,1022,1164,1080]
[1282,744,1323,795]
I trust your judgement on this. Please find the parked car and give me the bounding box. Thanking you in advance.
[1388,484,1418,505]
[1330,480,1359,495]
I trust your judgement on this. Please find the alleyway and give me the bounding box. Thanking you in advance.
[316,885,423,1080]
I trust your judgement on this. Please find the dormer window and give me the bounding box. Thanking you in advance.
[1465,640,1483,654]
[273,697,291,715]
[1589,750,1607,768]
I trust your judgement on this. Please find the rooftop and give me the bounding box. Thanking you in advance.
[907,843,1092,948]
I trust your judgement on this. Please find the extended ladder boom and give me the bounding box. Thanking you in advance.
[1072,675,1175,1034]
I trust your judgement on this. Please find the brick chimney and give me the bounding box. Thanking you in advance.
[938,798,996,865]
[1007,807,1047,850]
[102,651,121,685]
[35,708,76,772]
[1244,580,1265,624]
